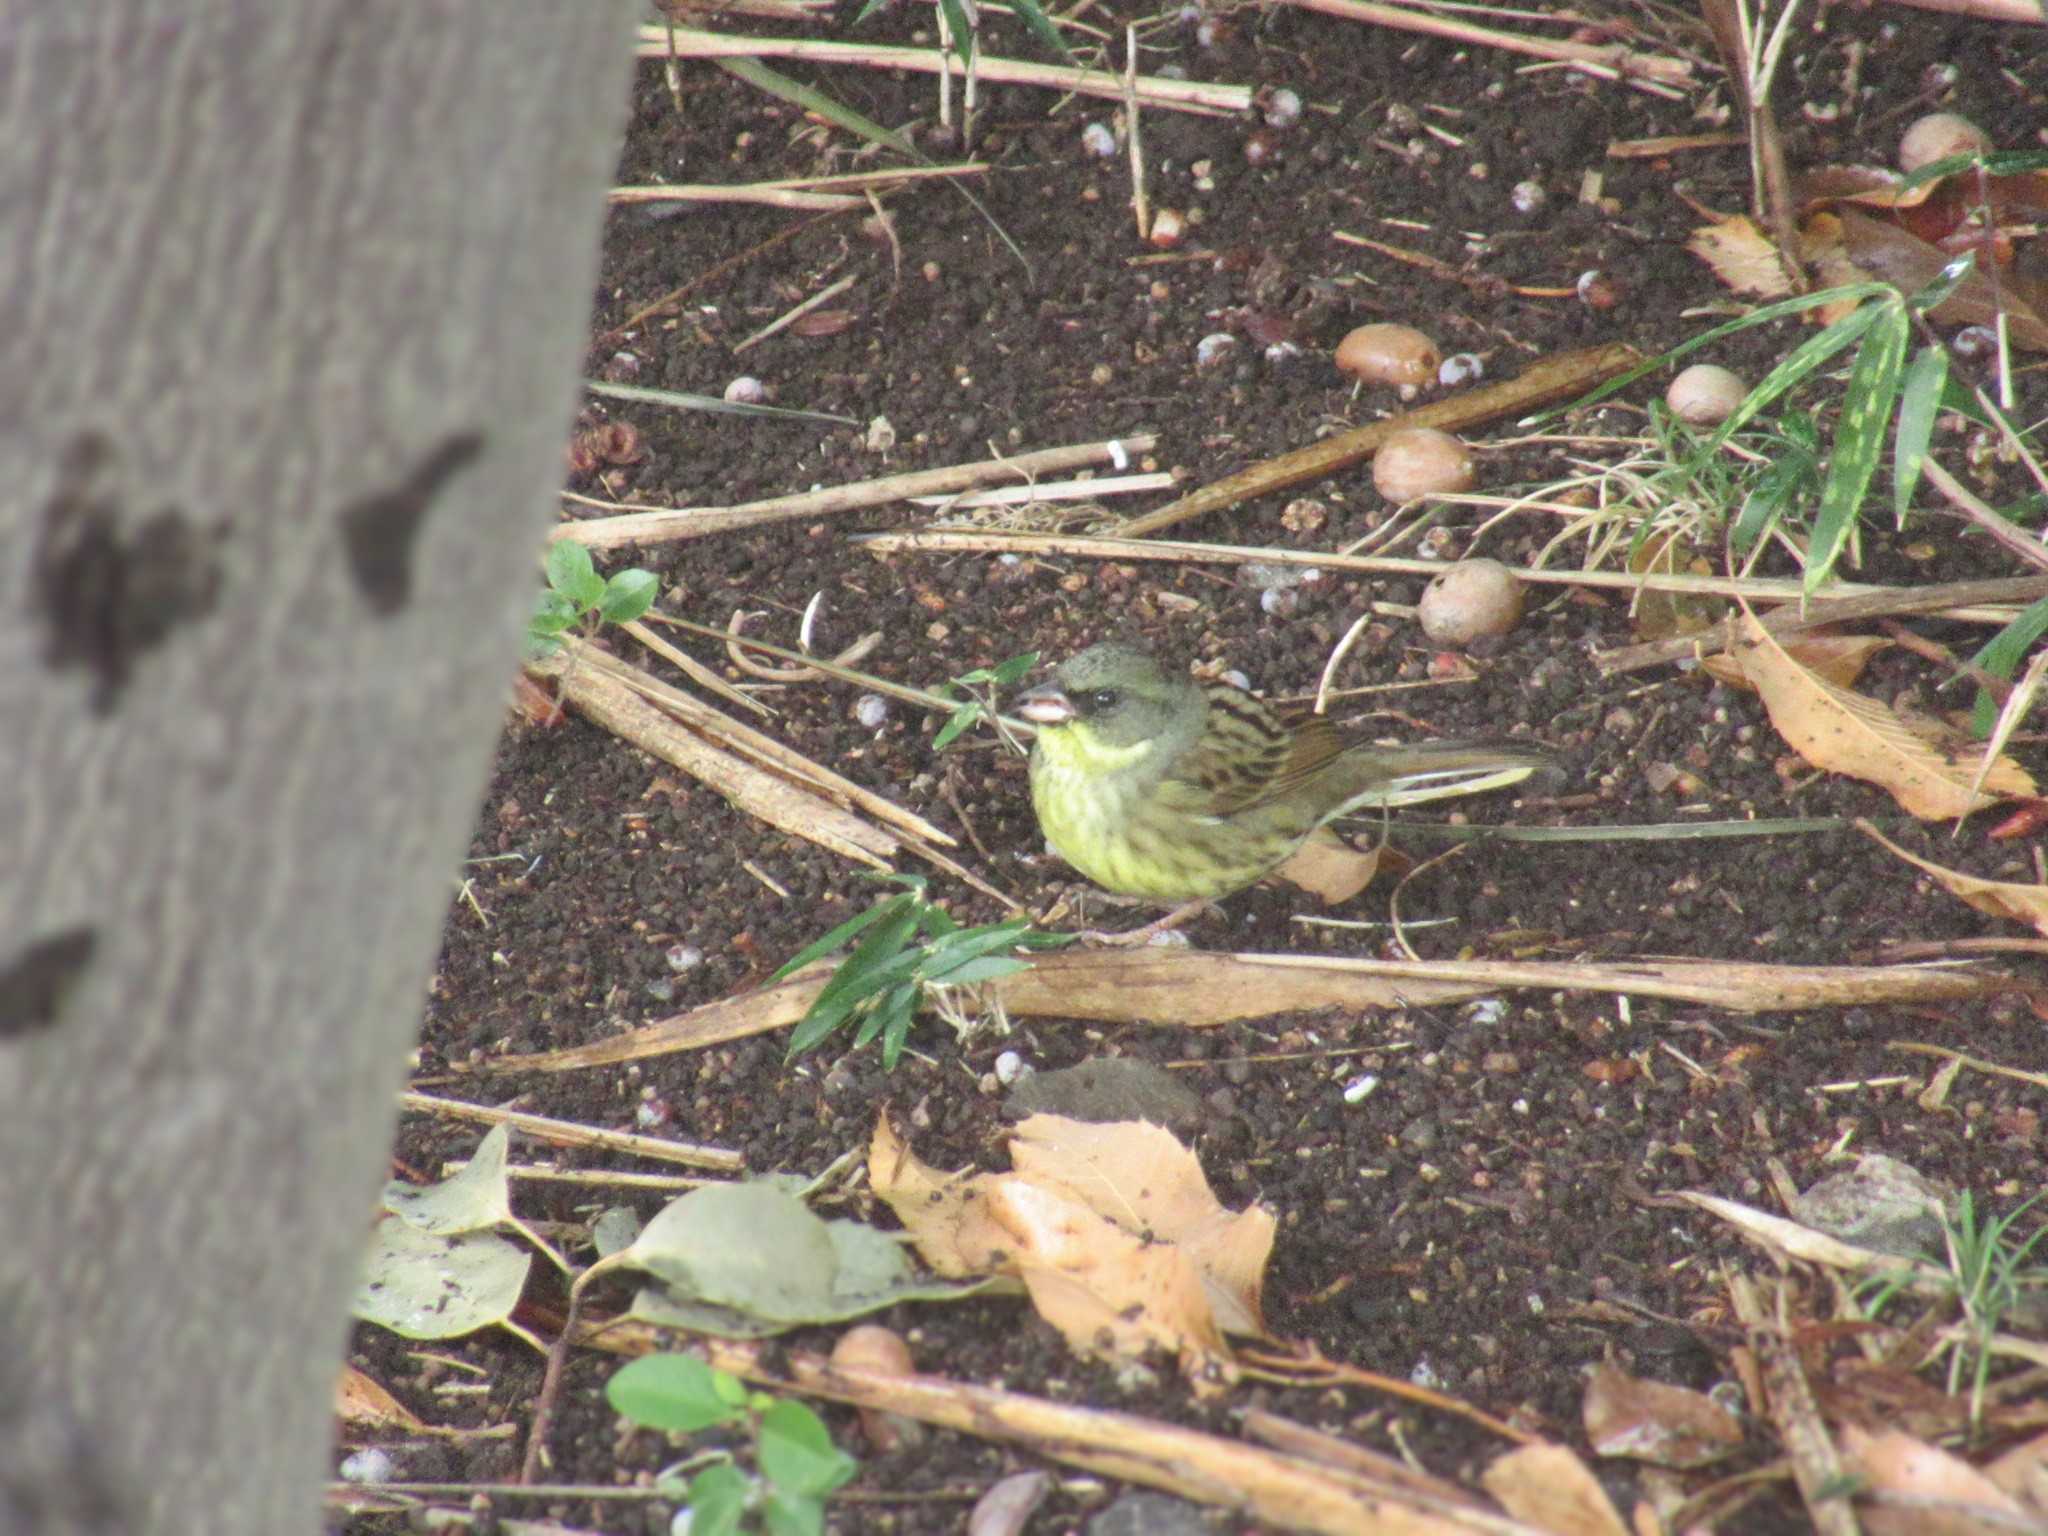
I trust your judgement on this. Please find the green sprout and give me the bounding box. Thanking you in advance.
[774,874,1070,1068]
[608,1353,857,1536]
[932,650,1038,752]
[526,540,658,657]
[1856,1190,2048,1435]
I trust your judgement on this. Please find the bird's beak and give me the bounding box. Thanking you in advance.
[1014,682,1075,726]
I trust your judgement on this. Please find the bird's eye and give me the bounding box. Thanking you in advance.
[1091,688,1120,711]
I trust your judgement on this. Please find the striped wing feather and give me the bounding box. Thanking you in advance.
[1160,683,1345,817]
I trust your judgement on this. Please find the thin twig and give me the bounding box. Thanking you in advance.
[1283,0,1695,93]
[733,273,856,354]
[555,433,1158,550]
[642,26,1253,114]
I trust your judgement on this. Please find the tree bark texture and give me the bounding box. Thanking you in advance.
[0,5,636,1530]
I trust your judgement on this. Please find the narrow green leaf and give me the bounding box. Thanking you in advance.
[1903,250,1975,316]
[873,982,920,1069]
[935,0,976,64]
[598,568,659,625]
[771,896,902,984]
[606,1354,748,1433]
[586,377,857,427]
[1004,0,1076,64]
[1556,280,1895,417]
[809,906,923,1010]
[1805,301,1909,593]
[717,57,915,159]
[931,701,984,751]
[1969,596,2048,734]
[926,954,1028,986]
[1697,300,1886,461]
[1893,345,1948,525]
[546,539,605,610]
[987,650,1040,685]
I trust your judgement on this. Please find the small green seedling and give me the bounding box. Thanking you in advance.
[1856,1190,2048,1435]
[933,650,1038,752]
[775,873,1070,1068]
[526,540,658,656]
[608,1353,857,1536]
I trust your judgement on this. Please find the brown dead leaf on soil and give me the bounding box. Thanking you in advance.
[1581,1361,1743,1470]
[869,1110,1274,1383]
[1730,610,2037,819]
[1272,826,1384,904]
[1699,627,1890,693]
[1841,1424,2034,1536]
[1480,1443,1630,1536]
[1857,820,2048,936]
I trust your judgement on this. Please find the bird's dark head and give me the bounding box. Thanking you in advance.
[1015,642,1203,759]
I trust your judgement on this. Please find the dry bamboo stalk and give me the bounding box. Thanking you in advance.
[1114,343,1643,537]
[479,947,2024,1075]
[567,639,956,849]
[641,26,1254,114]
[555,433,1158,550]
[1594,574,2048,674]
[1284,0,1695,90]
[768,1349,1552,1536]
[536,648,903,869]
[610,163,987,206]
[859,526,2005,609]
[609,184,864,211]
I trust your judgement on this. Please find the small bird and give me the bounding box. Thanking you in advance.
[1014,642,1553,930]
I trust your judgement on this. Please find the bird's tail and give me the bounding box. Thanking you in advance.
[1343,740,1558,810]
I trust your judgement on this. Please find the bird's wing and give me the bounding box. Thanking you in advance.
[1160,684,1345,817]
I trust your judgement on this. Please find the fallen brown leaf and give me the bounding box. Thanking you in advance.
[1857,820,2048,936]
[1733,610,2036,819]
[869,1110,1275,1381]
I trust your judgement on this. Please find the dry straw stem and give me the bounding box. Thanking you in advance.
[610,164,987,212]
[654,1338,1562,1536]
[477,947,2024,1075]
[552,638,962,852]
[862,526,2030,613]
[398,1091,743,1174]
[641,26,1254,114]
[1114,342,1644,538]
[527,641,944,875]
[1727,1271,1863,1536]
[556,433,1158,551]
[1283,0,1696,94]
[1596,574,2048,674]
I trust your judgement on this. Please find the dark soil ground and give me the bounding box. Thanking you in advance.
[343,6,2048,1533]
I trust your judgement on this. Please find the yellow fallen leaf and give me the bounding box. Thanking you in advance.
[1734,611,2035,819]
[1857,820,2048,936]
[1687,214,1796,299]
[868,1110,1274,1380]
[1703,627,1890,693]
[1271,826,1382,904]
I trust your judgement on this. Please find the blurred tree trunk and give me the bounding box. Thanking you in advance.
[0,5,635,1531]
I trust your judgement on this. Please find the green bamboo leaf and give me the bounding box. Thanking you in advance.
[771,894,907,983]
[717,57,915,158]
[1806,300,1909,594]
[1969,596,2048,735]
[931,700,984,750]
[1893,344,1948,525]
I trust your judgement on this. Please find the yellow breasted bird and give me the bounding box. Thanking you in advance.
[1015,642,1553,925]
